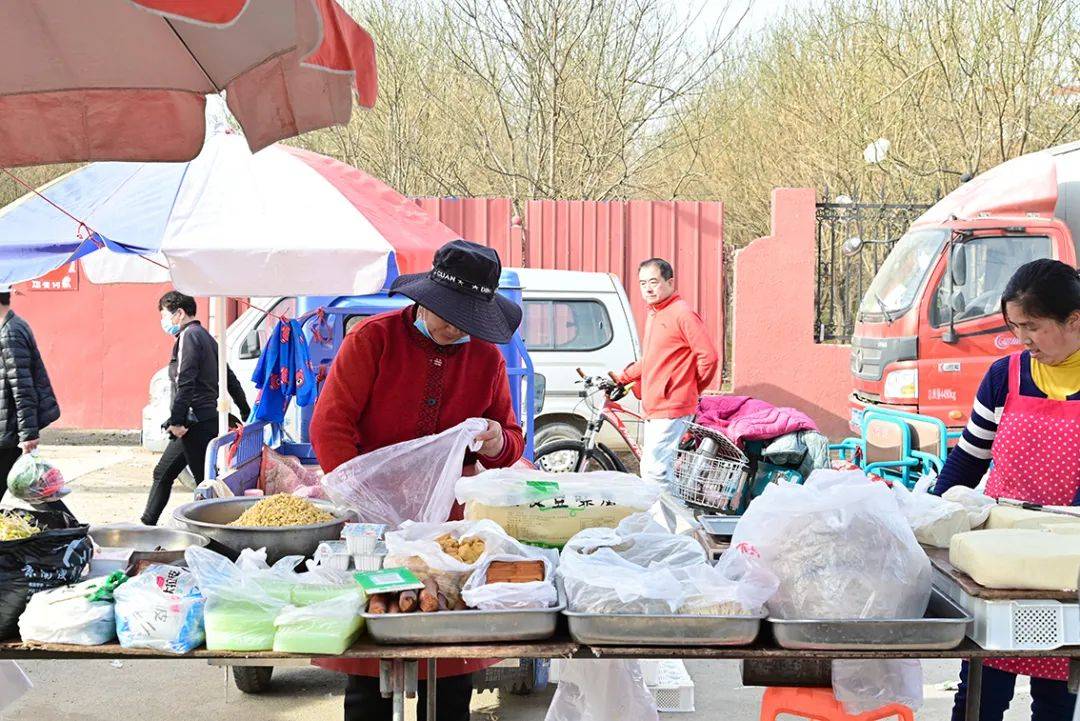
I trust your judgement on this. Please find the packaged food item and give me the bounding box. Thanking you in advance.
[314,541,351,571]
[185,547,301,651]
[343,523,385,555]
[353,553,384,573]
[461,555,557,611]
[114,565,205,654]
[950,529,1080,590]
[456,470,660,547]
[6,452,68,503]
[273,590,365,654]
[891,484,970,549]
[485,561,545,584]
[18,578,117,645]
[354,568,425,596]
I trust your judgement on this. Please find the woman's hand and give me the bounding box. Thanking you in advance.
[476,420,505,459]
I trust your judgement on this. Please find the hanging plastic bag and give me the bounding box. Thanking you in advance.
[323,418,487,528]
[832,660,924,714]
[891,483,970,548]
[185,546,302,651]
[6,452,68,503]
[384,519,543,606]
[260,447,325,499]
[545,660,659,721]
[113,564,205,654]
[942,486,996,529]
[456,469,661,547]
[461,554,558,610]
[18,577,117,645]
[730,469,931,619]
[0,508,92,640]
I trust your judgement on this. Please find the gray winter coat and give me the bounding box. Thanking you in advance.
[0,310,60,447]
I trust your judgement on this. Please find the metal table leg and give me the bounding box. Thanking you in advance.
[427,659,438,721]
[379,659,420,721]
[965,658,983,721]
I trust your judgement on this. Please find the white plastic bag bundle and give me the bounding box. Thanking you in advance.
[384,519,547,605]
[560,514,777,615]
[18,579,116,645]
[545,660,659,721]
[113,564,205,654]
[323,418,487,528]
[942,486,996,529]
[892,483,970,548]
[461,554,558,610]
[730,470,932,619]
[832,660,923,714]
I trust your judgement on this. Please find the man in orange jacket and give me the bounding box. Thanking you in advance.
[616,258,719,486]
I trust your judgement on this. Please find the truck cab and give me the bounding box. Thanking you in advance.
[850,141,1080,433]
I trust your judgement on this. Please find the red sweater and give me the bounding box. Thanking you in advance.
[619,293,718,419]
[310,305,521,679]
[310,305,523,474]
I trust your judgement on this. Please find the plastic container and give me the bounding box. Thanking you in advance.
[343,523,385,554]
[314,541,351,571]
[353,553,384,572]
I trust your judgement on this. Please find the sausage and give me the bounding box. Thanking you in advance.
[387,598,401,615]
[399,590,418,613]
[367,594,388,614]
[419,578,439,612]
[437,593,448,611]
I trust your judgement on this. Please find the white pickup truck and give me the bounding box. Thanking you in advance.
[142,268,643,453]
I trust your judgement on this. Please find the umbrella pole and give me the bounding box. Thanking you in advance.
[212,296,230,437]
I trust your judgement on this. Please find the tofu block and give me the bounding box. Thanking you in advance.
[986,506,1079,530]
[949,529,1080,591]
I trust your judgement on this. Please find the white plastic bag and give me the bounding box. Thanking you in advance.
[560,513,777,615]
[323,418,487,528]
[832,660,923,714]
[461,554,558,610]
[273,589,365,655]
[730,469,932,619]
[943,486,996,529]
[113,565,205,654]
[545,660,659,721]
[0,661,32,712]
[384,519,546,605]
[185,547,302,651]
[18,579,116,645]
[892,483,970,548]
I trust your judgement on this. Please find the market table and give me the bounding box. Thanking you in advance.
[5,637,1080,721]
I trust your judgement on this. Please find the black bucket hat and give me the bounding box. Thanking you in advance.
[389,240,523,344]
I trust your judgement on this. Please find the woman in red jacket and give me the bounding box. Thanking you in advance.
[310,240,524,721]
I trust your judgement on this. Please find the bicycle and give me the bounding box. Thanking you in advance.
[533,368,642,473]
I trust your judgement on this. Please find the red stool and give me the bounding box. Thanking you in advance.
[759,687,914,721]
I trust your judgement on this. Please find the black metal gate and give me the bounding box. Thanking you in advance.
[815,201,933,343]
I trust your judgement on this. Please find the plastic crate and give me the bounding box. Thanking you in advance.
[475,658,550,695]
[649,660,695,713]
[935,573,1080,651]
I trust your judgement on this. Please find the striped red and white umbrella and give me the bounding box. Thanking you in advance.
[0,0,378,167]
[0,131,457,295]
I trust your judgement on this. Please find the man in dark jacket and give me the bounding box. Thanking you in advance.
[143,291,251,525]
[0,285,69,513]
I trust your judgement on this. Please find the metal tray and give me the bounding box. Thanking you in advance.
[699,514,742,537]
[769,589,972,650]
[564,609,765,646]
[362,588,565,644]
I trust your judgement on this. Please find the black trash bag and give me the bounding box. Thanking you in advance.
[0,507,92,640]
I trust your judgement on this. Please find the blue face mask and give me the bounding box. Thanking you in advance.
[414,313,470,345]
[161,314,181,336]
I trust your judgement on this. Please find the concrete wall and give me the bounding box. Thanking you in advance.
[731,188,852,440]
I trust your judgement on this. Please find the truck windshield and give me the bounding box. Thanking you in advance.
[858,228,948,319]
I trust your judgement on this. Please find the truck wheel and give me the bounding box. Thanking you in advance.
[232,666,274,694]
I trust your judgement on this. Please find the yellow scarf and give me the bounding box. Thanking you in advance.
[1030,347,1080,401]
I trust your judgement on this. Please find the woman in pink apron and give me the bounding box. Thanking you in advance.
[934,259,1080,721]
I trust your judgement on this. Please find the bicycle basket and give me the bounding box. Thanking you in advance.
[671,423,750,513]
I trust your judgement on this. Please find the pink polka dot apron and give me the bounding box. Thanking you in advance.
[983,352,1080,681]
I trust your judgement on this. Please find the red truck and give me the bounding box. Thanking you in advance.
[849,140,1080,433]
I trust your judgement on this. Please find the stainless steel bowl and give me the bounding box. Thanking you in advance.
[88,524,209,566]
[172,497,353,563]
